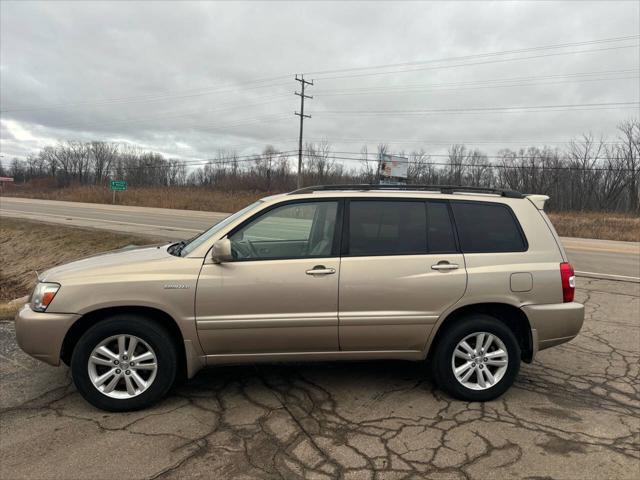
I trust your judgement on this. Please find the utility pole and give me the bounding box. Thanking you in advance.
[295,74,313,189]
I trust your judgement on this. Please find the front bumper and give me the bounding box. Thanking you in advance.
[15,304,80,366]
[522,302,585,355]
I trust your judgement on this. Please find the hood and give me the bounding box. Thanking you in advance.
[41,244,173,282]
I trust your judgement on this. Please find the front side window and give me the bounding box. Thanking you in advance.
[229,201,339,260]
[451,202,527,253]
[347,200,427,256]
[179,200,263,256]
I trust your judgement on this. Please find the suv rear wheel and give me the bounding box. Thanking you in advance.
[71,315,177,411]
[432,315,520,401]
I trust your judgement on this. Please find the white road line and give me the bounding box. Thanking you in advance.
[0,209,203,233]
[575,270,640,283]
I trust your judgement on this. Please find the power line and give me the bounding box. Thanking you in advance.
[307,34,640,76]
[305,137,622,146]
[0,76,292,113]
[106,150,300,170]
[39,94,293,131]
[314,73,639,97]
[188,138,298,151]
[194,113,292,132]
[132,158,639,173]
[317,106,635,117]
[99,152,636,172]
[313,44,639,81]
[15,143,634,172]
[121,142,638,168]
[317,102,639,116]
[42,113,292,136]
[313,68,638,93]
[293,154,637,171]
[320,151,635,163]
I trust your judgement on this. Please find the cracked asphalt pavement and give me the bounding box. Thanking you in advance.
[1,278,638,480]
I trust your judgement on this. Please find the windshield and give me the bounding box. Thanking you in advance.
[178,201,264,256]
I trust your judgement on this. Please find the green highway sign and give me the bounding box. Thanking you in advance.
[110,180,127,191]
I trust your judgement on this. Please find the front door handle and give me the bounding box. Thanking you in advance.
[306,265,336,276]
[431,262,459,271]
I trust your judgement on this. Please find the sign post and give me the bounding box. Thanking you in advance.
[110,180,127,204]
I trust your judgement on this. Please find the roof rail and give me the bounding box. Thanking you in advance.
[288,184,524,198]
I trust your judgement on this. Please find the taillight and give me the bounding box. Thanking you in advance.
[560,262,575,303]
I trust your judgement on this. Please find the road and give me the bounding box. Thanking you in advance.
[1,278,638,479]
[1,196,639,280]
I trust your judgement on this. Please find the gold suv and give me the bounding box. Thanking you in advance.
[16,185,584,411]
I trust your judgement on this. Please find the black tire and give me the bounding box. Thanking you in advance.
[71,314,177,412]
[431,314,520,402]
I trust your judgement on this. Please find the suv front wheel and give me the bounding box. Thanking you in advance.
[432,315,521,402]
[71,315,177,411]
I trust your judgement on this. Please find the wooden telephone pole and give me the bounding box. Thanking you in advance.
[295,74,313,189]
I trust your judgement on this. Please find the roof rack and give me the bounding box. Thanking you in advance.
[288,184,524,198]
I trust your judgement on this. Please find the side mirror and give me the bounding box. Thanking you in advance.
[211,239,233,263]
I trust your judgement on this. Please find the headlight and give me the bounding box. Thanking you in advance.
[30,282,60,312]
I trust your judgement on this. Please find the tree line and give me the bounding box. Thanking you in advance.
[2,119,638,213]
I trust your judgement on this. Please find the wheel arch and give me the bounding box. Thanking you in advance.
[60,306,188,380]
[426,303,534,363]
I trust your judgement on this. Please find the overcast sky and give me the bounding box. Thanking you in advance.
[1,0,639,165]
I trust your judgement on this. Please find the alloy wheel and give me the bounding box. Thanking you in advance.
[87,334,158,399]
[451,331,509,391]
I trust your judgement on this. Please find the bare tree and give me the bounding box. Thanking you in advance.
[617,119,640,212]
[305,141,339,184]
[447,144,467,185]
[10,158,24,181]
[408,149,436,183]
[88,141,118,185]
[356,145,376,183]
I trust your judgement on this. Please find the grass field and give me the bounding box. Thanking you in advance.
[4,183,264,213]
[3,184,639,241]
[546,211,639,242]
[0,218,158,319]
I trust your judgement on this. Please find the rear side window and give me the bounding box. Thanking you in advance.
[451,202,527,253]
[427,202,457,253]
[348,201,427,255]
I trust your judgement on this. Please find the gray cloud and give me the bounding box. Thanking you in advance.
[1,0,638,163]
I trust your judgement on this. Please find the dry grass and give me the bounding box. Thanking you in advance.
[0,218,157,318]
[547,211,639,242]
[4,183,265,213]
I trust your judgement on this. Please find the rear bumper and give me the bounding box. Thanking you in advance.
[522,302,584,355]
[14,304,80,366]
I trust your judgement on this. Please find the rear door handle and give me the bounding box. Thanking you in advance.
[431,262,459,271]
[306,265,336,276]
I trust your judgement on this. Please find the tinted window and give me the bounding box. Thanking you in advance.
[348,201,427,255]
[230,201,338,260]
[451,202,526,253]
[427,202,457,253]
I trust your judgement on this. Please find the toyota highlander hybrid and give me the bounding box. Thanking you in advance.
[16,185,584,411]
